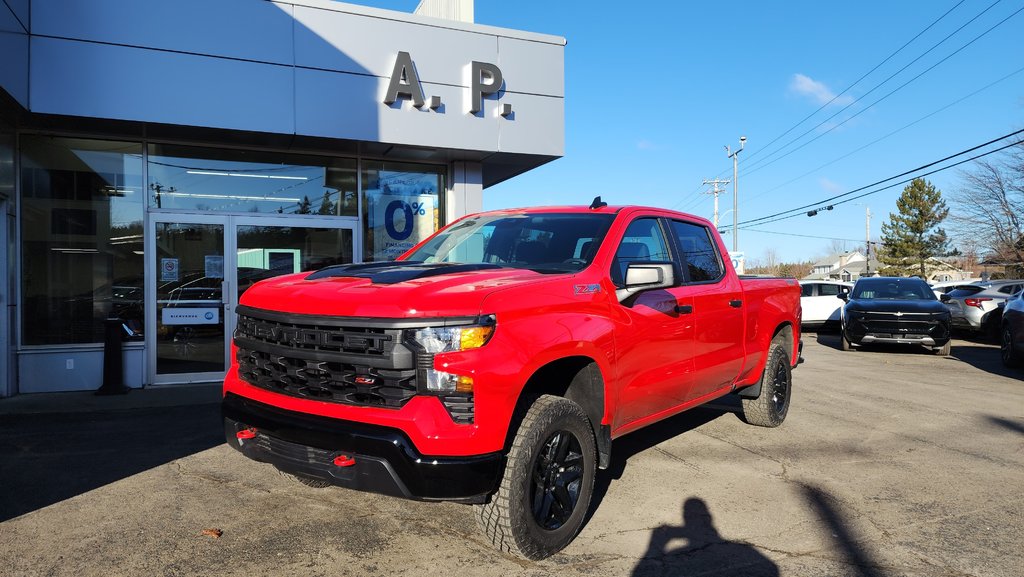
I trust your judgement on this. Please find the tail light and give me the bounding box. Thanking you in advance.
[964,297,992,308]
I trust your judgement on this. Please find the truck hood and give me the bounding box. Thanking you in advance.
[239,262,566,319]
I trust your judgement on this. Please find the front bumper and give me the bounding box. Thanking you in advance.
[856,334,942,346]
[223,393,503,504]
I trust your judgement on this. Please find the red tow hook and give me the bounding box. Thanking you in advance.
[236,427,258,440]
[333,454,356,468]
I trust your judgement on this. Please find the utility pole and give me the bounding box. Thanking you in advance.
[702,177,730,228]
[725,136,746,252]
[864,205,872,277]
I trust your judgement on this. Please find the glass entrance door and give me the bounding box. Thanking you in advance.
[147,214,356,384]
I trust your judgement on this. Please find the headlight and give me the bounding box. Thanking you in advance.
[411,324,495,354]
[410,317,495,394]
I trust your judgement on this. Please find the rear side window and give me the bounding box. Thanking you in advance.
[669,220,724,282]
[819,284,844,296]
[801,284,815,297]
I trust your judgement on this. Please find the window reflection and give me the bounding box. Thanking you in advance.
[20,136,144,345]
[236,225,354,298]
[147,144,357,216]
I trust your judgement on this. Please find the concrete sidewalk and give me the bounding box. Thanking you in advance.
[0,383,222,415]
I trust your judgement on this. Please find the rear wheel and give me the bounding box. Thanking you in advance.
[1002,324,1022,367]
[741,342,791,428]
[475,395,596,560]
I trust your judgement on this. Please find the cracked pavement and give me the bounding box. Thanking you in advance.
[0,334,1021,576]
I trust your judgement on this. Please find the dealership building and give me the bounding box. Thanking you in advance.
[0,0,564,395]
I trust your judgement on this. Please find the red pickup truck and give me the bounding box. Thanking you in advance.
[223,203,801,559]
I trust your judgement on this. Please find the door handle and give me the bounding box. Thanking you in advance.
[729,300,743,308]
[674,304,693,314]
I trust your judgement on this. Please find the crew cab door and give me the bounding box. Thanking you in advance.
[666,219,745,399]
[610,217,696,430]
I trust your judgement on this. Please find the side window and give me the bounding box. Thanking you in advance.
[611,218,672,286]
[801,284,815,297]
[819,284,841,296]
[668,220,724,282]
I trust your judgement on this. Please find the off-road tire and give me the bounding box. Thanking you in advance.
[475,395,597,560]
[1002,324,1022,367]
[277,468,331,488]
[933,340,951,356]
[741,342,792,428]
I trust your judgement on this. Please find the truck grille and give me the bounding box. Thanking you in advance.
[234,307,416,409]
[850,311,949,339]
[236,348,417,408]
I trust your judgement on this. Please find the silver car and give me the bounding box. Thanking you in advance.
[941,279,1024,339]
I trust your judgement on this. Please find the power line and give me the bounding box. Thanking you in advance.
[722,128,1024,230]
[741,1,1019,178]
[745,64,1024,204]
[740,0,968,168]
[740,0,1017,177]
[743,228,872,243]
[726,137,1024,231]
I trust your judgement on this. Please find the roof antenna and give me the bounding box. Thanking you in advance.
[589,196,608,210]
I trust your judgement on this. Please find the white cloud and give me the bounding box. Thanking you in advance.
[819,177,843,194]
[790,73,854,106]
[636,140,660,151]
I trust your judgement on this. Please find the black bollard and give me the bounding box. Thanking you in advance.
[96,318,130,395]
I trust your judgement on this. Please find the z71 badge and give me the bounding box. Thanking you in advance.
[574,284,601,295]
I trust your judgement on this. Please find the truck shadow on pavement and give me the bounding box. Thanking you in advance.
[630,497,780,577]
[0,403,224,522]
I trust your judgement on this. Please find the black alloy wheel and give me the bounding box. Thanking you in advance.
[530,431,584,530]
[769,360,789,415]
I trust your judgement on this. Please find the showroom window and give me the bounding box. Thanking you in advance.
[20,136,144,345]
[361,161,444,261]
[147,144,358,216]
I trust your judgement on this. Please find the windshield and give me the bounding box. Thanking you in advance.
[851,278,936,300]
[404,213,616,273]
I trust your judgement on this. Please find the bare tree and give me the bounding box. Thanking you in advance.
[761,247,781,276]
[950,146,1024,271]
[828,238,849,255]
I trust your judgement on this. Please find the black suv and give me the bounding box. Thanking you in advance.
[839,277,952,355]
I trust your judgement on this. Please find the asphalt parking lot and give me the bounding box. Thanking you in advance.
[1,334,1021,577]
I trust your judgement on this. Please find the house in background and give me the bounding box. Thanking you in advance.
[803,251,881,282]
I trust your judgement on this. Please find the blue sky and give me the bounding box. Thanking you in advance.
[357,1,1024,263]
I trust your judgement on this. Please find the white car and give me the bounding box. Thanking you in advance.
[800,280,853,330]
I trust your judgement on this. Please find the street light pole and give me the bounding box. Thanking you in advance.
[725,136,746,252]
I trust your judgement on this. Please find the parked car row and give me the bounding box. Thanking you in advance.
[800,276,1024,368]
[940,280,1024,339]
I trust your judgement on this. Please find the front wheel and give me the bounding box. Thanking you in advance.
[933,340,951,356]
[475,395,597,560]
[741,342,792,428]
[841,333,854,351]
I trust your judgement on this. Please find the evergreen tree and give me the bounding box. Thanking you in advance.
[879,178,950,277]
[296,195,312,214]
[317,191,336,215]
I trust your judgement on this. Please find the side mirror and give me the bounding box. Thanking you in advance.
[939,293,950,303]
[837,293,848,301]
[617,263,674,303]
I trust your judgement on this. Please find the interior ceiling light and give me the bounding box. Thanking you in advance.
[186,170,308,181]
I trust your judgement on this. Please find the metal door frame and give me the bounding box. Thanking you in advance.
[146,212,359,385]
